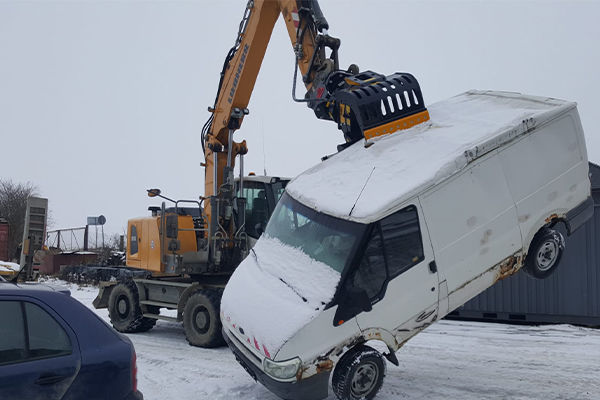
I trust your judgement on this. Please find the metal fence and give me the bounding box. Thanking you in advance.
[46,227,88,252]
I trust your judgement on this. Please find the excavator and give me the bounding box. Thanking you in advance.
[93,0,430,347]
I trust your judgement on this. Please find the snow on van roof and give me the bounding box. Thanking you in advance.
[286,90,576,223]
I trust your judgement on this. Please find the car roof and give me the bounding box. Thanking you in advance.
[0,281,71,295]
[286,90,576,223]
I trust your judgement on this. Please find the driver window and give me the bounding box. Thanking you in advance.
[380,205,424,278]
[351,226,387,300]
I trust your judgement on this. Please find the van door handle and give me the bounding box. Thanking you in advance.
[429,261,437,273]
[35,373,69,385]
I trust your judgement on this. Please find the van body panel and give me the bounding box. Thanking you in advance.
[421,153,522,307]
[498,112,590,249]
[273,306,360,362]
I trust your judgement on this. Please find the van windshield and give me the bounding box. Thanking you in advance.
[265,193,366,273]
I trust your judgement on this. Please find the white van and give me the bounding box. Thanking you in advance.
[220,90,593,400]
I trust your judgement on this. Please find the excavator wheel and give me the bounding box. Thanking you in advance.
[183,289,225,348]
[108,280,157,333]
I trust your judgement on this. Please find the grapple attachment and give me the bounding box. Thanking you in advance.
[333,71,429,144]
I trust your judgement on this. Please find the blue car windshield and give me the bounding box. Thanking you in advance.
[265,193,366,273]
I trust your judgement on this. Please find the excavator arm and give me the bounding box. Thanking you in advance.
[202,0,336,207]
[202,0,429,269]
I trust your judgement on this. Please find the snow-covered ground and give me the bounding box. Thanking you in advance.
[58,280,600,400]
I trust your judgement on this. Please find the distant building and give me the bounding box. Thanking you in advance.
[0,219,8,261]
[448,162,600,327]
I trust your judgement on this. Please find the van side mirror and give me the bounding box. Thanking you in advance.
[166,215,179,239]
[333,287,372,326]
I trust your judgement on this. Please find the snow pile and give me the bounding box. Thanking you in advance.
[0,260,21,273]
[221,235,341,358]
[287,90,576,222]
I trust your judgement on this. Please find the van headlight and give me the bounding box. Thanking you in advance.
[262,357,302,380]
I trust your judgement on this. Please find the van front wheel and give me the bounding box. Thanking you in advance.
[524,228,565,279]
[332,345,386,400]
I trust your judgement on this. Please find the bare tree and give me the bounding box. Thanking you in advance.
[0,179,39,261]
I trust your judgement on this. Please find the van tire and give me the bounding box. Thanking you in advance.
[108,281,157,333]
[183,289,225,348]
[332,345,386,400]
[524,228,565,279]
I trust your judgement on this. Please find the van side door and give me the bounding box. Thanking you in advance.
[420,154,521,312]
[349,204,439,334]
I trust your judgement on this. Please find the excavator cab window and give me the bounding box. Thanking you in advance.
[241,183,270,239]
[270,179,288,204]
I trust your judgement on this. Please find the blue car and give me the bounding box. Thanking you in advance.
[0,278,143,400]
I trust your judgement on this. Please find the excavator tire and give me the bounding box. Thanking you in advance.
[183,289,225,348]
[108,280,157,333]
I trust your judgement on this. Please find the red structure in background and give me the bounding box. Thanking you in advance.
[0,220,9,261]
[39,252,99,275]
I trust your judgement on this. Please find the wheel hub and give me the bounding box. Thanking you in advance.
[537,240,558,271]
[351,362,379,397]
[193,306,210,333]
[117,296,129,318]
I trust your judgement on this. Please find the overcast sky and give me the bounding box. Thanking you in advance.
[1,0,599,238]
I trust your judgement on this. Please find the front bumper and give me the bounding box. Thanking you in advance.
[223,328,330,400]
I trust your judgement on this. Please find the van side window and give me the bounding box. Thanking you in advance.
[352,226,387,300]
[380,205,424,278]
[130,225,138,255]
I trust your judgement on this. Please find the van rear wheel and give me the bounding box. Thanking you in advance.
[332,345,386,400]
[524,228,565,279]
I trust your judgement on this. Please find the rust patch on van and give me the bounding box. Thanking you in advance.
[316,359,334,373]
[545,213,559,224]
[450,251,524,297]
[496,254,523,281]
[365,331,382,340]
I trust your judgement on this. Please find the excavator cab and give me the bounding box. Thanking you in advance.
[126,176,289,275]
[236,176,288,239]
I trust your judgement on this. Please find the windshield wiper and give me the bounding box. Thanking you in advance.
[252,247,308,303]
[279,278,307,303]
